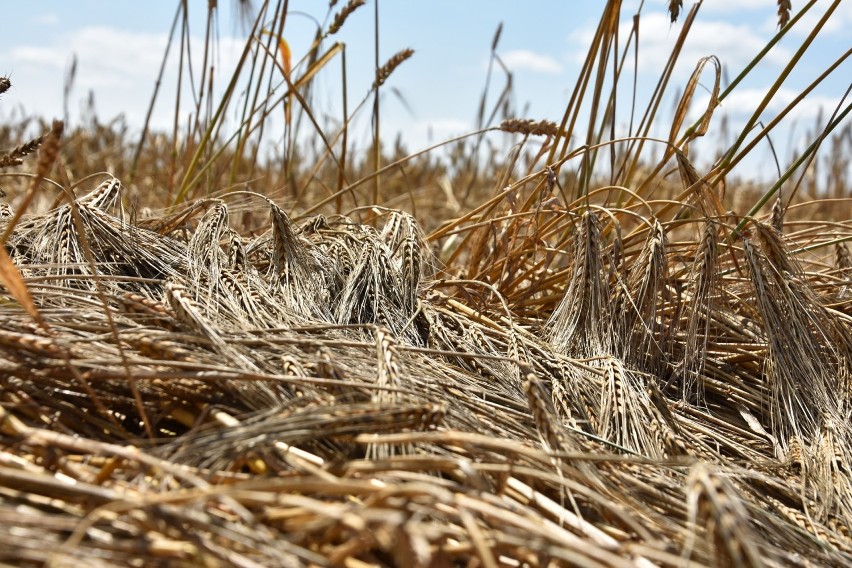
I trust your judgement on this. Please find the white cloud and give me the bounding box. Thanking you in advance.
[8,46,63,68]
[698,87,846,122]
[571,13,789,78]
[501,49,563,74]
[621,0,643,13]
[784,1,852,37]
[682,88,846,167]
[1,26,248,130]
[395,118,472,148]
[418,118,472,138]
[677,17,790,67]
[64,27,171,78]
[698,0,774,13]
[32,13,60,26]
[683,86,848,179]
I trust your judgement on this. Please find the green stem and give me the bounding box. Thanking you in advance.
[730,101,852,239]
[719,0,839,168]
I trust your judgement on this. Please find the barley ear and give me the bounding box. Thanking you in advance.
[373,49,415,89]
[668,0,684,22]
[327,0,366,36]
[499,118,559,137]
[770,196,784,233]
[0,134,47,169]
[777,0,792,28]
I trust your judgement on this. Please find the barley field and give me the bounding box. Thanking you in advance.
[0,1,850,566]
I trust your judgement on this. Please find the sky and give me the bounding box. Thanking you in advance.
[0,0,850,184]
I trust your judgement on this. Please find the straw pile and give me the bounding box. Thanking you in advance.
[0,165,850,566]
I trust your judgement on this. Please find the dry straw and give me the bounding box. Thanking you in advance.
[0,0,850,566]
[0,160,848,567]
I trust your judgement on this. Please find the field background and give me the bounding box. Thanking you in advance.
[0,1,851,566]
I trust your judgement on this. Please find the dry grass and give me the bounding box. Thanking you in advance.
[0,1,850,566]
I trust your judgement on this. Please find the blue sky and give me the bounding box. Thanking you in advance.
[0,1,850,183]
